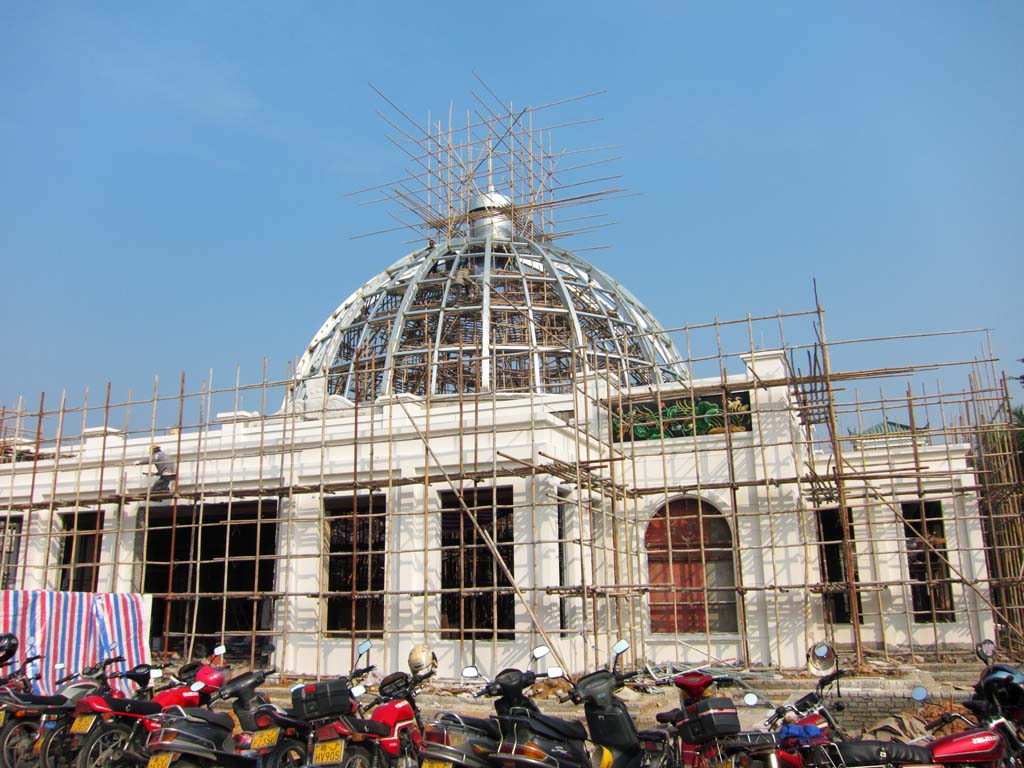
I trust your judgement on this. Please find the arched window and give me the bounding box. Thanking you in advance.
[645,499,738,634]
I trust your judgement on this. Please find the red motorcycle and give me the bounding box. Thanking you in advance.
[653,670,745,768]
[71,645,227,768]
[757,641,1024,768]
[308,643,435,768]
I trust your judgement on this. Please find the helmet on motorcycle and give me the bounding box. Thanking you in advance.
[0,634,18,666]
[979,663,1024,709]
[408,643,437,674]
[194,663,227,693]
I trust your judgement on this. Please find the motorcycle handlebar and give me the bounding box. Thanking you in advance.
[925,715,950,731]
[24,655,42,664]
[817,669,848,688]
[104,656,126,666]
[351,665,376,679]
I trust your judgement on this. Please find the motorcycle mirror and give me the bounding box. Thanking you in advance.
[190,681,205,692]
[462,665,481,679]
[350,684,366,698]
[546,666,564,680]
[54,663,65,671]
[743,693,759,707]
[976,639,996,663]
[532,645,550,661]
[151,669,164,680]
[807,642,837,676]
[612,639,630,656]
[213,645,227,657]
[911,686,928,702]
[357,639,373,656]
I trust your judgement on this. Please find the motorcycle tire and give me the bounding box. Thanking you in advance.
[73,722,133,768]
[268,738,306,768]
[39,719,74,768]
[0,717,40,768]
[340,745,373,768]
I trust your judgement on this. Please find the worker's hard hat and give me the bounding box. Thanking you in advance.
[152,445,161,452]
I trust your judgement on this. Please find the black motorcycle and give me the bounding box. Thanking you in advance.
[566,640,674,768]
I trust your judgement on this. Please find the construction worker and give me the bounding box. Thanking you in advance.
[139,445,177,493]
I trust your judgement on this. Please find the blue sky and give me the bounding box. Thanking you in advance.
[1,1,1021,416]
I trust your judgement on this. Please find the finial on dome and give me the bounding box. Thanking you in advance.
[467,190,513,241]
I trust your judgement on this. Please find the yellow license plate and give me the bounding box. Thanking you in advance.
[71,715,97,735]
[424,761,453,768]
[312,740,345,765]
[147,753,174,768]
[251,727,280,750]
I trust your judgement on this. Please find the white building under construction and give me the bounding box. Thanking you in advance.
[1,95,1021,677]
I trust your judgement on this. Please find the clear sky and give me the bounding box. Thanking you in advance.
[2,1,1021,416]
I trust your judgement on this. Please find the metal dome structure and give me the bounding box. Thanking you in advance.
[295,193,685,401]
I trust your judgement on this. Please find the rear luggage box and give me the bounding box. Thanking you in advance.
[291,677,354,719]
[676,697,741,744]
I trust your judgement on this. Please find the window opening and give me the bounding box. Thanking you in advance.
[439,486,515,640]
[59,510,103,592]
[324,494,387,636]
[143,501,278,661]
[0,517,21,590]
[815,507,862,624]
[902,500,955,622]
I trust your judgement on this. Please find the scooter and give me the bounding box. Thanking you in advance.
[480,651,592,768]
[145,667,283,768]
[420,646,554,768]
[565,639,675,768]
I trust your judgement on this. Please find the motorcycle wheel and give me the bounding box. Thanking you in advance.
[39,720,75,768]
[0,718,40,768]
[268,738,307,768]
[341,745,373,768]
[73,722,133,768]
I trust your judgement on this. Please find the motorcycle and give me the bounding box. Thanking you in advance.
[476,650,595,768]
[308,641,434,768]
[757,640,1024,768]
[565,639,676,768]
[71,645,227,768]
[10,654,129,768]
[651,669,746,768]
[421,646,554,768]
[0,639,47,768]
[145,666,290,768]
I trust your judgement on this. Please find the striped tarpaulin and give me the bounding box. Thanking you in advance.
[0,590,150,694]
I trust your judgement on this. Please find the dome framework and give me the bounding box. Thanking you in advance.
[295,230,686,401]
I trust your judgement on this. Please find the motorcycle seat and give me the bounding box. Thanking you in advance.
[638,729,670,742]
[834,740,934,766]
[530,712,588,742]
[267,709,312,730]
[4,693,68,707]
[437,712,500,741]
[182,707,236,732]
[337,715,391,737]
[106,699,163,716]
[655,708,683,724]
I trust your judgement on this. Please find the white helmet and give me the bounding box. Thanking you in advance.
[408,643,437,674]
